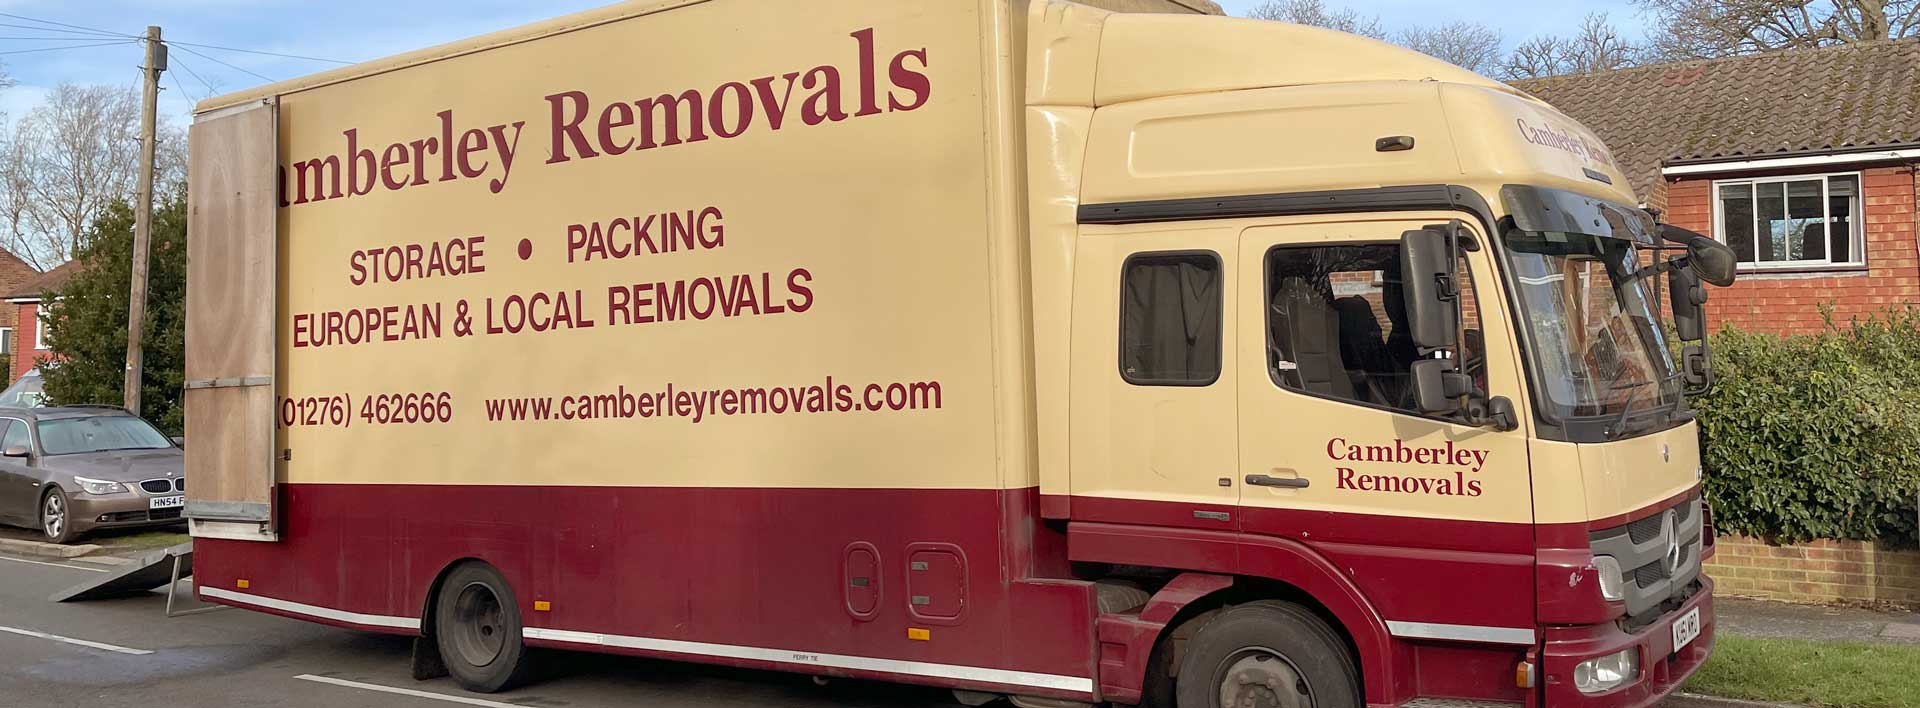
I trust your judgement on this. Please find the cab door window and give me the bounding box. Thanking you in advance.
[1266,244,1482,415]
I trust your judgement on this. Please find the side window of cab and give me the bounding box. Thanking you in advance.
[1119,251,1223,386]
[1265,243,1484,415]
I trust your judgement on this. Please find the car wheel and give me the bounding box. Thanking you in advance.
[40,486,74,544]
[433,562,535,693]
[1174,601,1360,708]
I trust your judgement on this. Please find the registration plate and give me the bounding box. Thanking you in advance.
[149,495,185,510]
[1671,607,1702,653]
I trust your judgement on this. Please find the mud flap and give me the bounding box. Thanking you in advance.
[412,636,450,680]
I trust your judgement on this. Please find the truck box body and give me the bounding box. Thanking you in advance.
[185,2,1717,706]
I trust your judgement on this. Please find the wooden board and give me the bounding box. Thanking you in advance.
[184,98,278,528]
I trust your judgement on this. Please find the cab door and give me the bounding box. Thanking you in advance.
[1233,217,1540,641]
[1068,224,1238,529]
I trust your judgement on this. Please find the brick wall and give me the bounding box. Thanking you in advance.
[11,301,53,381]
[1662,164,1920,335]
[1705,535,1920,606]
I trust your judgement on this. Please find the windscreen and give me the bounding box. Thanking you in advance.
[1502,230,1681,427]
[38,416,173,455]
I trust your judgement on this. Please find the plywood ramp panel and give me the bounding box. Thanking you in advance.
[184,98,279,533]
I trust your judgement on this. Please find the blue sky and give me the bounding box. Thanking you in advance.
[0,0,1641,124]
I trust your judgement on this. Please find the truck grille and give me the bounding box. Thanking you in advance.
[1590,494,1703,622]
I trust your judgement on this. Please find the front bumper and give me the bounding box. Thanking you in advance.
[1541,576,1714,707]
[68,492,185,534]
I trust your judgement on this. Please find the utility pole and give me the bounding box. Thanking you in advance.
[124,26,163,413]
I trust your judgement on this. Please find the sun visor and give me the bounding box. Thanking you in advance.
[1500,184,1654,245]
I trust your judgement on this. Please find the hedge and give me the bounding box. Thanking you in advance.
[1692,307,1920,547]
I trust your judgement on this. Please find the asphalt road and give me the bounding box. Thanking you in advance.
[0,546,1712,708]
[0,550,954,708]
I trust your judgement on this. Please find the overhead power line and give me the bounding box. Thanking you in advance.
[0,40,135,57]
[0,12,133,39]
[0,22,129,38]
[164,40,348,65]
[166,50,217,96]
[0,35,135,42]
[171,44,274,83]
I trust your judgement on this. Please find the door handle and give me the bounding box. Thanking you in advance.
[1245,474,1309,489]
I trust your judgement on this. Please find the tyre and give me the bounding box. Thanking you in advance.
[432,562,535,693]
[1174,601,1360,708]
[40,487,74,544]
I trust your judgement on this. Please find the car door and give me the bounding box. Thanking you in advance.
[0,419,34,524]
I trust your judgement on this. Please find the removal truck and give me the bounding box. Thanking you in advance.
[181,1,1737,706]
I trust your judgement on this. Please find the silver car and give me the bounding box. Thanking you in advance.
[0,406,184,543]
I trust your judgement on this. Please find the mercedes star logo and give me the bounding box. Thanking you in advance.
[1664,510,1683,574]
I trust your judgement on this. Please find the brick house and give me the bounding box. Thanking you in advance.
[4,260,81,381]
[0,250,41,378]
[1517,40,1920,335]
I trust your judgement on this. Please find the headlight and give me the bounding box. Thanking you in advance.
[72,476,126,495]
[1573,647,1639,694]
[1593,555,1625,602]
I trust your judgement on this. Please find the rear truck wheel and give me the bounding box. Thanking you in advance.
[1175,601,1360,708]
[40,487,74,544]
[433,562,535,693]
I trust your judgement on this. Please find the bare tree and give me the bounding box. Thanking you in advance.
[0,83,184,270]
[1246,0,1388,40]
[1637,0,1920,60]
[1399,21,1505,73]
[1503,13,1644,79]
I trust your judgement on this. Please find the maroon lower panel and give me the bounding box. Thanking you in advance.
[195,484,1094,690]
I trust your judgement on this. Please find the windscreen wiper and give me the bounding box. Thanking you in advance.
[1605,370,1686,440]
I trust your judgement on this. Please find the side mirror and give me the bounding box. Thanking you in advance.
[3,445,29,458]
[1688,237,1738,287]
[170,436,185,448]
[1400,227,1460,351]
[1659,224,1738,287]
[1667,266,1707,342]
[1411,359,1472,414]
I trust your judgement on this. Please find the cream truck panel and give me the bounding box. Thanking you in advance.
[1068,223,1241,508]
[243,0,1018,491]
[1080,82,1467,205]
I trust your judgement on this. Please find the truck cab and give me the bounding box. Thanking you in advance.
[1029,5,1730,706]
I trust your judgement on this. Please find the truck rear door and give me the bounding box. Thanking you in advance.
[183,97,280,542]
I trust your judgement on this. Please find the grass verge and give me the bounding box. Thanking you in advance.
[1686,635,1920,707]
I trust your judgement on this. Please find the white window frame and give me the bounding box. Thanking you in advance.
[1710,171,1865,270]
[0,327,11,355]
[33,309,48,351]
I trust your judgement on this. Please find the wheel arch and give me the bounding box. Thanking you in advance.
[1072,524,1402,705]
[419,556,490,638]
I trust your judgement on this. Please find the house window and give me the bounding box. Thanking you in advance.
[0,327,11,355]
[1714,174,1862,268]
[34,311,47,351]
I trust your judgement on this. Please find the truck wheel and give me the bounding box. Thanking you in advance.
[1175,601,1359,708]
[433,562,535,693]
[41,487,74,544]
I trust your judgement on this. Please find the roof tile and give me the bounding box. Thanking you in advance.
[1513,38,1920,199]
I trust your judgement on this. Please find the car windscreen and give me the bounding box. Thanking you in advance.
[36,416,173,455]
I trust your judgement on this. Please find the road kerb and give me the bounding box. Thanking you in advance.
[0,538,100,559]
[1667,692,1810,708]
